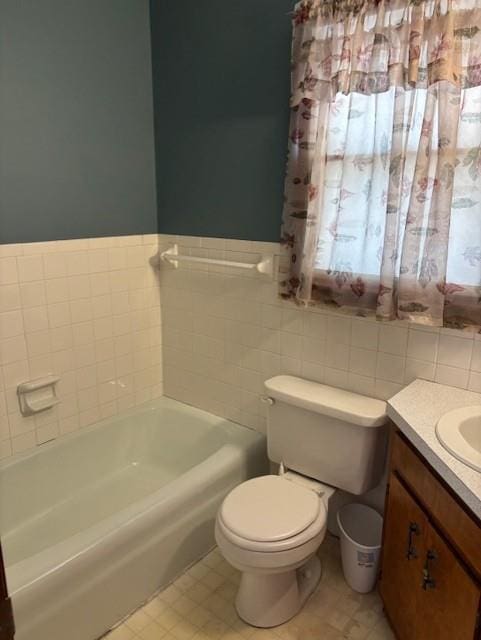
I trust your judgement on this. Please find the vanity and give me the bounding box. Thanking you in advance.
[381,380,481,640]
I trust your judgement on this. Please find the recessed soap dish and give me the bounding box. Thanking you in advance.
[17,375,60,416]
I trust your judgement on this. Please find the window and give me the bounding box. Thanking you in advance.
[314,85,481,287]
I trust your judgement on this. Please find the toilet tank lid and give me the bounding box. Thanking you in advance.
[264,376,388,428]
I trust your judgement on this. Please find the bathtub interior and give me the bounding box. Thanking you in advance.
[0,397,264,569]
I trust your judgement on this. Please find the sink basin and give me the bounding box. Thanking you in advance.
[436,406,481,472]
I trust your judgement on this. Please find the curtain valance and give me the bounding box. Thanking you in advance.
[291,0,481,105]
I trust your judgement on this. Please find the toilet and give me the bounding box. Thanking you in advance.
[215,375,388,628]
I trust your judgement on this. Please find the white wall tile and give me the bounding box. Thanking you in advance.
[471,342,481,373]
[435,364,469,389]
[48,302,72,328]
[1,335,28,364]
[0,258,18,285]
[349,347,377,378]
[303,312,327,340]
[301,337,325,364]
[378,325,408,356]
[0,310,24,338]
[0,285,21,312]
[19,281,46,308]
[17,255,44,283]
[159,235,481,435]
[407,329,439,362]
[437,334,473,370]
[468,371,481,393]
[376,352,405,384]
[43,253,67,279]
[351,319,379,351]
[327,316,351,345]
[0,234,162,459]
[280,332,302,359]
[325,342,350,370]
[404,358,436,385]
[23,306,49,333]
[46,278,70,304]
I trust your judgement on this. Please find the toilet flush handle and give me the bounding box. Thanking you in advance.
[261,395,275,405]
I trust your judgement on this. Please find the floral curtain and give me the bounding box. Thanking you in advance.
[280,0,481,330]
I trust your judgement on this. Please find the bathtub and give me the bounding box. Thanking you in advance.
[0,397,267,640]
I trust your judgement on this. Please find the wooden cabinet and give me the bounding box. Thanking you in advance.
[0,543,14,640]
[380,432,481,640]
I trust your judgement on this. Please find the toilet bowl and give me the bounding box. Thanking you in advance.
[215,473,335,627]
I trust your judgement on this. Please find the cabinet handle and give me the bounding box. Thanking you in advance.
[422,549,437,590]
[406,522,420,559]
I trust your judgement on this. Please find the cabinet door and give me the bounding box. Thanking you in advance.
[0,542,14,640]
[416,523,481,640]
[380,473,427,640]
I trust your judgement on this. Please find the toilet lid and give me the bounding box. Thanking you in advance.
[220,475,320,542]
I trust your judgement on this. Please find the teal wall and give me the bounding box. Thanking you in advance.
[0,0,157,244]
[150,0,292,242]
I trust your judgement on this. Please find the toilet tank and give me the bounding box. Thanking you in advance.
[264,376,388,495]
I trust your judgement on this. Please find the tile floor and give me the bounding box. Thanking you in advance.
[104,536,394,640]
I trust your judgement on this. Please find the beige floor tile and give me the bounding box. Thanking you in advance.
[113,539,393,640]
[160,584,183,605]
[336,593,363,617]
[202,550,225,569]
[175,573,197,592]
[248,629,279,640]
[170,620,199,640]
[342,619,371,640]
[126,609,152,633]
[185,582,212,605]
[188,563,210,581]
[200,616,229,639]
[274,621,304,640]
[204,593,231,617]
[228,617,257,638]
[156,606,185,631]
[214,582,237,603]
[353,606,383,629]
[325,606,351,632]
[138,620,168,640]
[144,597,170,619]
[219,630,245,640]
[172,595,198,616]
[366,618,396,640]
[190,632,211,640]
[106,624,135,640]
[214,562,238,579]
[187,605,213,628]
[201,570,226,591]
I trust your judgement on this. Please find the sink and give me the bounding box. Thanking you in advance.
[436,406,481,472]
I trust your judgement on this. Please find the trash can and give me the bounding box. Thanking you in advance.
[337,503,383,593]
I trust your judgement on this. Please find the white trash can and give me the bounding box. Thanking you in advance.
[337,503,383,593]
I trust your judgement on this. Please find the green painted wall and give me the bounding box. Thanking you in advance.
[0,0,157,244]
[150,0,292,242]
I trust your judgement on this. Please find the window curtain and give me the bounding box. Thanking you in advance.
[280,0,481,330]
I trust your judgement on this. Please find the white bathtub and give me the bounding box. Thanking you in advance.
[0,397,267,640]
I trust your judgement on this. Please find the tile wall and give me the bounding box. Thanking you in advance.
[0,234,162,459]
[159,235,481,435]
[3,231,480,461]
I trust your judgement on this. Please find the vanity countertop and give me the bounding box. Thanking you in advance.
[388,379,481,520]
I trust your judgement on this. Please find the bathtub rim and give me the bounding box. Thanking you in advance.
[0,396,251,472]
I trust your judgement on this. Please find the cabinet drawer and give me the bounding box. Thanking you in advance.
[391,431,481,579]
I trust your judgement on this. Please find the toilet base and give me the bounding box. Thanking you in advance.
[235,555,321,628]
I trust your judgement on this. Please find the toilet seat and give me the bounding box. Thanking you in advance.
[217,475,327,553]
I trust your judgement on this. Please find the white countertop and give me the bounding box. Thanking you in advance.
[388,379,481,520]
